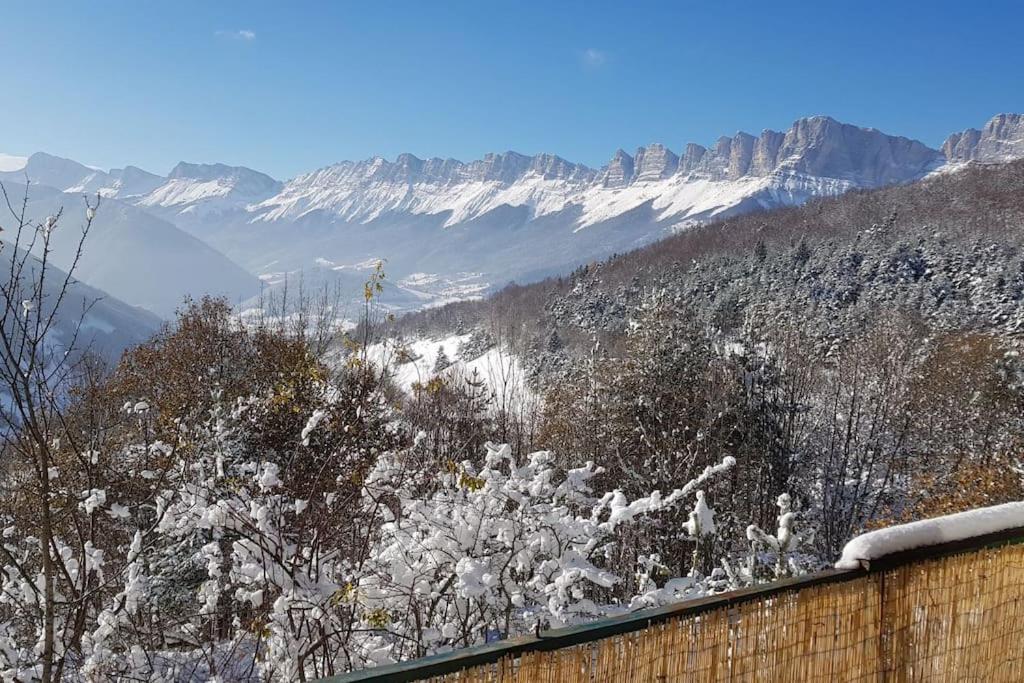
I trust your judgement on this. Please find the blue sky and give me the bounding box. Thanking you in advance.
[2,1,1023,179]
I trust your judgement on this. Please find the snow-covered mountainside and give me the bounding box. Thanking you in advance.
[4,113,1023,312]
[138,162,282,218]
[0,154,280,216]
[249,115,943,230]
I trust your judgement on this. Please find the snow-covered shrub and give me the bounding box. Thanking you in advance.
[353,445,735,664]
[740,493,815,582]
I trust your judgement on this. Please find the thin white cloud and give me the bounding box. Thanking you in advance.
[581,48,607,68]
[216,29,256,41]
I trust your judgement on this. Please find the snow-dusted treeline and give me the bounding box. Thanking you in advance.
[391,158,1024,558]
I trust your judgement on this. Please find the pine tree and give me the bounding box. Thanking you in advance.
[433,345,451,374]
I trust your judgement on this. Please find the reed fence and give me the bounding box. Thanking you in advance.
[326,526,1024,682]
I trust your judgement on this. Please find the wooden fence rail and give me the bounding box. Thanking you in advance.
[324,526,1024,682]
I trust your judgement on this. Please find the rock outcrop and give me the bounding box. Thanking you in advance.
[943,113,1024,163]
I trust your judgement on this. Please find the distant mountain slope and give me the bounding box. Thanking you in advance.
[0,247,162,364]
[4,113,1023,313]
[0,182,260,318]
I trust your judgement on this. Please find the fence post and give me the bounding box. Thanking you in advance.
[878,570,887,683]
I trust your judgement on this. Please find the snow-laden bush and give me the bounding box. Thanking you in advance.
[354,444,735,664]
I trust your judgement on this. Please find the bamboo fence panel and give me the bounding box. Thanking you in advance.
[413,542,1024,682]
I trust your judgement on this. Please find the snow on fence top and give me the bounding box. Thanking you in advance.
[835,501,1024,570]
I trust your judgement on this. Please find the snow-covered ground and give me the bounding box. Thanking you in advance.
[233,307,357,334]
[366,334,532,407]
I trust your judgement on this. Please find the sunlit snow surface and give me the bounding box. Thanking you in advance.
[250,167,855,232]
[366,334,532,407]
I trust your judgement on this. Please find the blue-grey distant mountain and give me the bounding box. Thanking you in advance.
[0,246,161,364]
[0,179,260,318]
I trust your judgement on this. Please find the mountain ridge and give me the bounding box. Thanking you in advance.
[7,113,1022,227]
[0,180,261,318]
[4,112,1024,312]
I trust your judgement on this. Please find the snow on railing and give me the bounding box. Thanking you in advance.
[835,501,1024,570]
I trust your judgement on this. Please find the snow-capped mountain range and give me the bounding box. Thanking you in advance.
[252,114,947,229]
[3,113,1023,314]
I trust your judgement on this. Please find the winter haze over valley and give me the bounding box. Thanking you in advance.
[3,112,1024,321]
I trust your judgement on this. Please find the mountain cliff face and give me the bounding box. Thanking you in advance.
[942,113,1024,163]
[659,117,942,185]
[2,114,961,233]
[3,113,1022,312]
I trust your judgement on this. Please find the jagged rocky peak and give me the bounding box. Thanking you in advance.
[728,132,756,179]
[311,151,594,187]
[751,129,786,175]
[463,151,595,183]
[942,113,1024,163]
[633,143,679,182]
[672,116,941,186]
[528,153,595,182]
[679,143,707,173]
[942,130,980,161]
[369,152,465,184]
[464,152,534,183]
[418,157,464,183]
[600,149,635,188]
[393,152,425,174]
[348,154,426,184]
[674,131,766,180]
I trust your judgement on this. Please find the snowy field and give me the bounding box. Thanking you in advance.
[366,334,533,407]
